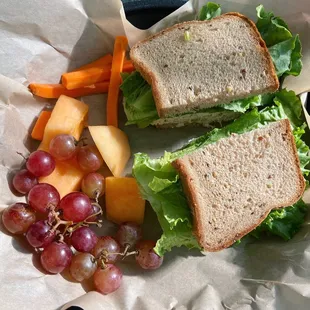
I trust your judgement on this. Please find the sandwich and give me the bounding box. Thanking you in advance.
[121,4,302,128]
[132,89,310,256]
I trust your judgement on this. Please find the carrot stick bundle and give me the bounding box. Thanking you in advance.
[62,60,133,90]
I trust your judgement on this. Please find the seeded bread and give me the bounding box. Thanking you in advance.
[172,120,305,251]
[130,13,279,118]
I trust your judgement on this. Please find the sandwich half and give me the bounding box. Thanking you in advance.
[173,119,304,251]
[132,90,310,256]
[121,4,302,128]
[130,14,278,119]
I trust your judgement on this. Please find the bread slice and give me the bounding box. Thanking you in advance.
[172,120,305,251]
[130,13,279,118]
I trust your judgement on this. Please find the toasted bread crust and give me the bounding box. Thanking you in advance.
[130,13,279,118]
[172,119,305,252]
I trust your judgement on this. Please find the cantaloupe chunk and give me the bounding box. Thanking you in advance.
[105,177,145,224]
[39,95,88,151]
[37,95,88,197]
[88,126,130,177]
[39,158,85,198]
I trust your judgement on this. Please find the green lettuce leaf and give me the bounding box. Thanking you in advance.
[133,90,310,255]
[217,95,263,113]
[256,5,292,47]
[120,72,158,128]
[133,152,200,256]
[198,2,221,21]
[269,35,300,77]
[256,5,302,77]
[250,199,308,240]
[273,89,303,127]
[288,35,302,76]
[272,89,310,176]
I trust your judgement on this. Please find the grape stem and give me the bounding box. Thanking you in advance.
[78,137,88,147]
[122,250,138,259]
[95,190,100,203]
[83,206,103,226]
[98,244,138,264]
[16,152,28,161]
[49,208,73,232]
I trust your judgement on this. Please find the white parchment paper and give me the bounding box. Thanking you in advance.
[0,1,310,309]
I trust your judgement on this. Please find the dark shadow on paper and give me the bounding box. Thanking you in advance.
[32,251,48,274]
[65,18,114,73]
[11,234,34,254]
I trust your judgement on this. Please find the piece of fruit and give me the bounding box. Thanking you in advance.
[77,145,103,172]
[88,126,130,177]
[105,177,145,225]
[38,95,88,152]
[91,236,120,264]
[58,192,92,222]
[71,227,98,252]
[12,169,37,194]
[26,150,55,177]
[135,240,163,270]
[69,253,97,282]
[81,173,105,199]
[2,203,36,234]
[94,264,122,295]
[115,222,142,250]
[27,183,60,213]
[39,158,85,198]
[36,96,88,197]
[26,220,55,248]
[49,134,77,161]
[40,242,72,274]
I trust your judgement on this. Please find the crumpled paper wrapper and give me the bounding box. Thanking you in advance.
[0,1,310,309]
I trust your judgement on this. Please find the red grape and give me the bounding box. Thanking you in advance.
[81,173,105,199]
[40,242,72,274]
[69,253,97,282]
[49,134,76,161]
[2,203,36,234]
[77,145,103,172]
[91,236,120,264]
[94,264,122,295]
[115,222,142,250]
[58,192,92,222]
[26,220,55,248]
[87,203,102,222]
[27,183,60,213]
[26,150,55,177]
[135,240,163,270]
[12,169,37,194]
[71,227,98,252]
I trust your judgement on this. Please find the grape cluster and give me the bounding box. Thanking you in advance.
[2,134,164,295]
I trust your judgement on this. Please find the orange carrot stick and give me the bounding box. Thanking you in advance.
[107,36,128,127]
[72,54,113,71]
[31,111,52,140]
[62,60,134,90]
[29,82,110,99]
